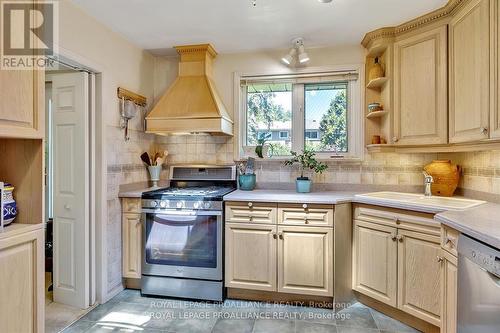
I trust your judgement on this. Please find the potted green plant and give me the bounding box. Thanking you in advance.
[283,149,328,193]
[255,133,271,158]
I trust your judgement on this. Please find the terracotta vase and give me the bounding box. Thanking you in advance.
[423,160,461,197]
[368,57,385,81]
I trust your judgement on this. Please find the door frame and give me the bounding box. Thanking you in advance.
[48,46,107,305]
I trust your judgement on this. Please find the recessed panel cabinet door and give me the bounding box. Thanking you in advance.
[122,213,142,279]
[277,226,333,297]
[491,0,500,139]
[440,251,458,333]
[0,0,44,139]
[393,25,448,145]
[225,223,277,291]
[0,229,44,333]
[353,220,397,307]
[449,0,490,143]
[397,230,441,326]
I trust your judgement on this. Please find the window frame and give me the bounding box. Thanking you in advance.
[234,65,364,161]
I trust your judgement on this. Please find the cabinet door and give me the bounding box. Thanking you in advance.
[0,0,44,139]
[277,226,333,297]
[491,0,500,138]
[393,25,448,145]
[0,229,44,333]
[353,220,397,307]
[397,230,441,326]
[122,213,142,279]
[449,0,490,143]
[440,251,457,333]
[225,223,277,291]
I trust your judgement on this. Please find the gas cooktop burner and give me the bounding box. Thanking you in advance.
[143,186,235,200]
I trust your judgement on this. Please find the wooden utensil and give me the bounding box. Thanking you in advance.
[140,152,151,166]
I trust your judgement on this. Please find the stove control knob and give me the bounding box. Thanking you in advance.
[193,201,202,209]
[150,200,159,208]
[159,200,168,208]
[176,201,185,209]
[203,202,212,209]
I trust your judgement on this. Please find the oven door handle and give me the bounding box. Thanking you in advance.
[142,209,222,216]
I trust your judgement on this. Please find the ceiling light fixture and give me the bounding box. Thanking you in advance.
[281,38,310,66]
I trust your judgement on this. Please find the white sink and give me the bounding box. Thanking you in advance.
[355,192,486,210]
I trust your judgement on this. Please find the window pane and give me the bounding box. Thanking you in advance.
[246,83,292,156]
[304,82,348,153]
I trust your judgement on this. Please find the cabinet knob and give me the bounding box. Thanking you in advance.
[437,256,444,263]
[480,127,489,135]
[302,204,308,209]
[273,233,277,239]
[304,219,309,224]
[445,237,455,247]
[392,136,399,143]
[391,233,397,241]
[397,235,404,242]
[279,233,284,240]
[248,202,253,208]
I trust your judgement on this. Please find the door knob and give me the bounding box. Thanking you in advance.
[64,204,71,210]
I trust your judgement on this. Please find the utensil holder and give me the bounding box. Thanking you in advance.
[239,174,256,191]
[148,166,162,187]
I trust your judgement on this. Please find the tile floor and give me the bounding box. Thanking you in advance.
[62,289,421,333]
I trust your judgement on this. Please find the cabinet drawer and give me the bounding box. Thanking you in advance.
[354,204,439,236]
[225,202,277,224]
[122,198,141,213]
[278,204,333,227]
[441,225,459,257]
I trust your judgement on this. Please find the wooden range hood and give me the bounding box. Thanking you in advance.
[145,44,233,136]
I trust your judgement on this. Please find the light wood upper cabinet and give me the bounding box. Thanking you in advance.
[393,25,448,145]
[353,219,398,306]
[0,228,44,333]
[491,0,500,139]
[449,0,490,143]
[122,212,142,279]
[397,229,441,326]
[440,250,458,333]
[0,0,44,139]
[277,226,333,297]
[225,223,277,291]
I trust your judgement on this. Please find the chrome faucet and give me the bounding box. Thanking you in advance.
[423,171,434,197]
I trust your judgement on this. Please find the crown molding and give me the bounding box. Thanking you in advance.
[361,0,466,48]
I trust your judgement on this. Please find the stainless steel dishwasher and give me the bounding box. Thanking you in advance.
[458,234,500,332]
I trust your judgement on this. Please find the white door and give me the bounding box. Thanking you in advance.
[52,72,90,309]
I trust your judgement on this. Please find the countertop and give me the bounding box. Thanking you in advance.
[435,203,500,250]
[223,189,355,205]
[118,181,169,198]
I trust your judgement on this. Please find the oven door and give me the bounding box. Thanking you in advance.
[142,209,222,281]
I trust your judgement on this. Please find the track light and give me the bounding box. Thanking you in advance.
[281,48,296,65]
[281,38,310,66]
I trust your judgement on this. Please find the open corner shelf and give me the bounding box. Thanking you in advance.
[366,110,389,119]
[366,144,395,153]
[366,77,389,89]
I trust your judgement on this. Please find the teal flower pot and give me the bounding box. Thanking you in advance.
[239,174,256,191]
[296,179,312,193]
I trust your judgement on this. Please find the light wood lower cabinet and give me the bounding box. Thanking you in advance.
[225,202,334,298]
[397,230,441,326]
[122,212,142,279]
[353,205,441,326]
[122,198,142,279]
[278,226,333,296]
[225,223,277,291]
[353,220,397,306]
[440,249,458,333]
[0,228,44,333]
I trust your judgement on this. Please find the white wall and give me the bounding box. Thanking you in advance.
[58,0,156,302]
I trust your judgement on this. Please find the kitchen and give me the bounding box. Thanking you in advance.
[0,0,499,332]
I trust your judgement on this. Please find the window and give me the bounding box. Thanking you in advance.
[240,68,362,159]
[279,131,289,139]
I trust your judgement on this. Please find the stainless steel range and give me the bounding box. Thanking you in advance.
[141,165,236,301]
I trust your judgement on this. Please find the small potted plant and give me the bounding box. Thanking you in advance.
[283,149,328,193]
[255,133,270,158]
